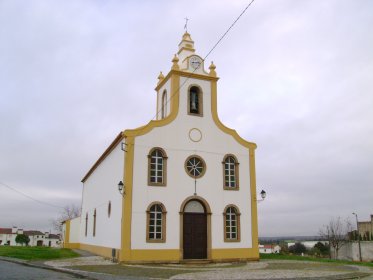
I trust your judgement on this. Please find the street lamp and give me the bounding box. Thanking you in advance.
[352,212,362,262]
[118,181,125,196]
[256,189,267,202]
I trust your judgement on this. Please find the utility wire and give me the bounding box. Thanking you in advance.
[0,181,64,209]
[203,0,255,61]
[1,2,256,212]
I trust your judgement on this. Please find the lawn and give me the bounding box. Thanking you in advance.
[0,246,79,260]
[260,253,373,268]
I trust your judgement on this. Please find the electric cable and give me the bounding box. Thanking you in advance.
[0,181,64,209]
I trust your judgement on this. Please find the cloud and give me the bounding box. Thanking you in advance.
[1,0,372,236]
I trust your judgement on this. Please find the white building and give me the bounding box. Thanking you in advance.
[259,244,281,254]
[0,227,61,247]
[287,241,329,249]
[63,32,260,263]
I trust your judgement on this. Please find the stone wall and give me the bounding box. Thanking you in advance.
[335,241,373,261]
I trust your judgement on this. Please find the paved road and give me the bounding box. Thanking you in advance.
[0,260,82,280]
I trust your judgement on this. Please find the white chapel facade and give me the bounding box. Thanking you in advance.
[63,32,260,263]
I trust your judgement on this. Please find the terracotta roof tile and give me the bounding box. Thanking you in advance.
[0,228,12,234]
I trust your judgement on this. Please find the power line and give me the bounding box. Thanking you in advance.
[203,0,255,61]
[0,181,64,209]
[151,0,255,121]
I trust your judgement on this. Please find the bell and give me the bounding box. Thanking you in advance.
[191,92,198,112]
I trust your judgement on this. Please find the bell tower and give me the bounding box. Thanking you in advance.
[155,32,217,120]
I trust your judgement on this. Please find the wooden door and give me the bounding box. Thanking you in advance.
[183,213,207,259]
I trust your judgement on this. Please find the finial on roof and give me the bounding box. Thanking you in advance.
[172,54,180,70]
[157,71,164,85]
[209,61,217,77]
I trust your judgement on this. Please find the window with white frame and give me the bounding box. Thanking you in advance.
[148,148,167,186]
[223,155,239,189]
[146,203,166,242]
[224,205,240,242]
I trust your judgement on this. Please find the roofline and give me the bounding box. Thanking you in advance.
[81,132,124,183]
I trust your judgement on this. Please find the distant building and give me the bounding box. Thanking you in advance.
[357,215,373,240]
[259,244,281,254]
[0,226,61,247]
[287,241,328,249]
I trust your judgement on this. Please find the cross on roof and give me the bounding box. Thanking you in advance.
[184,17,189,31]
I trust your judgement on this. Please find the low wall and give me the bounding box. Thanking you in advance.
[336,241,373,261]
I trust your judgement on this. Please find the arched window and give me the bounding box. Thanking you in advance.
[161,90,167,119]
[148,148,167,186]
[93,209,96,237]
[85,213,88,237]
[188,86,203,116]
[224,205,241,242]
[146,202,166,243]
[223,155,239,190]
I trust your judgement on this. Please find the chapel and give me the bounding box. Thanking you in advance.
[63,32,260,263]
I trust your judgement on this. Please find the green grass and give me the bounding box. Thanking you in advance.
[260,253,373,267]
[0,246,80,260]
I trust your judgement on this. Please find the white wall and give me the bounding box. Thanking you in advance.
[80,142,124,249]
[69,216,80,243]
[0,233,13,245]
[131,76,254,250]
[336,241,373,261]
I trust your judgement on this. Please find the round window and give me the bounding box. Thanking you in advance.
[185,155,206,178]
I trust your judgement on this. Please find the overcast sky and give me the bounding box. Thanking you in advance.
[1,0,372,237]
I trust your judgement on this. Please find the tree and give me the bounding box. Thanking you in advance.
[15,234,30,246]
[52,204,81,233]
[319,216,351,259]
[288,242,307,255]
[314,241,329,256]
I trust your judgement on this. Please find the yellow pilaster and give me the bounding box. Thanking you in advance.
[120,136,135,261]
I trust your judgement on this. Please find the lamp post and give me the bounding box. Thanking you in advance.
[352,212,362,262]
[118,181,125,196]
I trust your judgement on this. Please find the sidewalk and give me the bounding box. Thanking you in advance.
[1,252,373,280]
[44,253,373,280]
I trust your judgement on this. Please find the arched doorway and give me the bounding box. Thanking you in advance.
[180,197,211,260]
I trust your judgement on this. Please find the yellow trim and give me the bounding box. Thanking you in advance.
[63,242,80,249]
[210,80,256,149]
[120,136,134,261]
[249,149,259,251]
[65,220,71,243]
[128,249,179,262]
[211,248,259,260]
[117,62,259,262]
[210,78,259,258]
[177,46,195,55]
[118,248,258,263]
[80,243,120,259]
[126,74,180,138]
[120,72,180,262]
[155,69,218,92]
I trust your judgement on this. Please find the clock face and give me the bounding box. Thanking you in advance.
[190,56,202,70]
